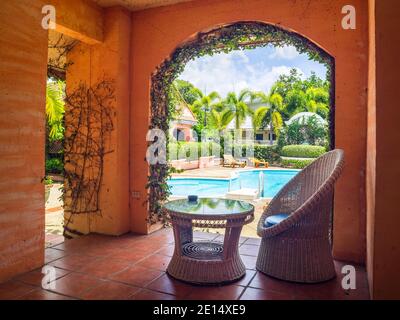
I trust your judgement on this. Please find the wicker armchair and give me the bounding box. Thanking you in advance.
[256,149,345,283]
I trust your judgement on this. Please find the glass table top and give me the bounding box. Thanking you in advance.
[164,198,254,216]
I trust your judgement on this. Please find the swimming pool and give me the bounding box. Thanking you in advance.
[167,169,300,198]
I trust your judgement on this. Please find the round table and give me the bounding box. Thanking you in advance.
[164,198,254,284]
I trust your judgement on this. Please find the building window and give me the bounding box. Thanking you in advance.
[173,128,185,141]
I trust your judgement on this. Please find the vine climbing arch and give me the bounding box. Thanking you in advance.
[148,21,335,222]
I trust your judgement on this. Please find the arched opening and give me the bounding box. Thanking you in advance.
[149,21,335,225]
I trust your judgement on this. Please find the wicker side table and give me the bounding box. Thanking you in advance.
[164,198,254,285]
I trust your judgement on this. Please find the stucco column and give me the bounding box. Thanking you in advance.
[65,7,131,236]
[0,0,47,281]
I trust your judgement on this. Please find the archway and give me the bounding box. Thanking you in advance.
[148,21,335,222]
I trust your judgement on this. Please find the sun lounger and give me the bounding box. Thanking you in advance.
[222,154,246,168]
[249,157,269,168]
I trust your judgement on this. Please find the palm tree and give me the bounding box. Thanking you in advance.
[46,80,65,141]
[208,108,234,134]
[251,92,285,145]
[222,89,253,142]
[190,89,221,127]
[304,87,329,118]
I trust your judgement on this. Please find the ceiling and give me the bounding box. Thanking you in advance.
[91,0,194,11]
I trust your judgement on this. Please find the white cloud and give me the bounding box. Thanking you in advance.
[178,51,303,97]
[269,45,299,60]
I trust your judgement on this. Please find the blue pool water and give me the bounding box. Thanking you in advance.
[167,169,299,198]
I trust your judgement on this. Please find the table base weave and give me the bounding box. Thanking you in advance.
[182,241,223,260]
[167,242,246,284]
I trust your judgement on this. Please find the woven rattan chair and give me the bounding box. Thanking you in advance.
[256,149,345,283]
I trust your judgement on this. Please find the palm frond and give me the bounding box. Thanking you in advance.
[271,111,283,135]
[252,106,269,130]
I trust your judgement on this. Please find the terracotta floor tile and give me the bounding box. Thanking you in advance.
[243,237,261,246]
[294,282,370,300]
[137,254,171,271]
[49,272,104,298]
[16,267,70,287]
[5,231,371,300]
[79,258,131,278]
[81,244,125,258]
[239,244,260,257]
[81,281,140,300]
[293,279,349,300]
[45,235,65,248]
[240,255,257,270]
[45,248,68,263]
[240,287,294,300]
[249,272,300,293]
[51,240,85,252]
[193,231,219,240]
[186,284,245,300]
[235,270,256,287]
[156,245,175,257]
[50,254,101,271]
[108,248,151,263]
[214,234,247,244]
[0,281,36,300]
[146,274,194,298]
[109,265,163,287]
[152,233,176,244]
[129,240,165,252]
[19,289,74,300]
[130,289,177,300]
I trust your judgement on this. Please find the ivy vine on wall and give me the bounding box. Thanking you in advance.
[63,79,115,237]
[149,21,335,223]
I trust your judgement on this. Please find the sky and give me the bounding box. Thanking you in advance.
[178,44,327,97]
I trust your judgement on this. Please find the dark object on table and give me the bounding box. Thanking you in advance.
[187,195,198,202]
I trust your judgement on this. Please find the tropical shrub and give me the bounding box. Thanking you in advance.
[43,176,54,185]
[243,144,280,163]
[278,114,329,148]
[281,158,314,169]
[281,145,326,158]
[46,80,65,142]
[221,144,280,163]
[45,158,64,174]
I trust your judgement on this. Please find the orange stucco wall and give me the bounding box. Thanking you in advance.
[49,0,104,44]
[366,0,400,299]
[129,0,369,262]
[65,7,131,236]
[0,0,48,282]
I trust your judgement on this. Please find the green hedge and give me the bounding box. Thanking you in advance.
[45,158,63,174]
[240,144,280,163]
[281,158,314,169]
[281,145,326,158]
[168,142,281,163]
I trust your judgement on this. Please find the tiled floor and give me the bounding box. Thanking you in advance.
[0,228,370,300]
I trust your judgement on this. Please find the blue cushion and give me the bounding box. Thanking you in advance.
[264,213,290,227]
